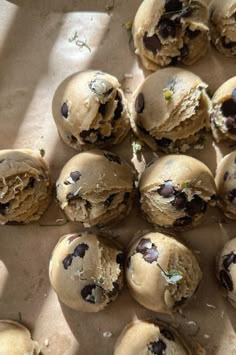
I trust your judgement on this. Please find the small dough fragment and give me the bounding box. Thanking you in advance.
[52,70,130,151]
[0,149,51,224]
[125,232,202,313]
[49,232,124,312]
[210,0,236,57]
[131,67,211,153]
[0,320,40,355]
[210,76,236,143]
[132,0,209,70]
[56,149,134,227]
[139,154,216,230]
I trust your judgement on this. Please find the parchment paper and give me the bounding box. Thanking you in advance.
[1,0,236,354]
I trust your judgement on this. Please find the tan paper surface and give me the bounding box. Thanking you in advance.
[1,0,236,354]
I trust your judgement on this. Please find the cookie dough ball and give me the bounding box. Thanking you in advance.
[0,320,40,355]
[132,0,209,71]
[139,155,216,229]
[215,151,236,219]
[115,320,191,355]
[126,232,202,313]
[0,149,51,224]
[131,68,211,153]
[217,238,236,308]
[52,70,130,150]
[210,77,236,143]
[210,0,236,57]
[56,150,134,227]
[49,232,124,312]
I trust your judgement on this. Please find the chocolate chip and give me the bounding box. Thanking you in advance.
[116,253,125,265]
[180,44,189,58]
[143,32,162,53]
[185,195,207,216]
[127,256,131,268]
[70,171,81,182]
[158,181,175,198]
[61,102,69,118]
[221,99,236,117]
[186,28,201,39]
[219,269,233,291]
[223,252,236,271]
[114,92,123,120]
[104,193,116,207]
[224,171,229,182]
[0,203,9,215]
[62,254,73,270]
[155,137,172,148]
[80,129,97,144]
[99,103,107,116]
[104,152,121,164]
[123,192,130,202]
[225,116,236,134]
[107,281,120,297]
[228,189,236,202]
[171,192,187,210]
[160,328,175,341]
[137,238,152,253]
[165,0,182,12]
[232,89,236,102]
[149,339,166,355]
[135,93,145,114]
[158,19,176,39]
[82,284,105,304]
[28,177,35,188]
[174,216,192,227]
[73,243,89,258]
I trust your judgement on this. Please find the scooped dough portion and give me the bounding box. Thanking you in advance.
[0,149,51,224]
[52,70,130,151]
[210,77,236,143]
[49,232,124,312]
[139,154,216,230]
[215,151,236,219]
[0,320,40,355]
[131,67,211,153]
[56,149,134,227]
[210,0,236,56]
[132,0,209,71]
[217,238,236,309]
[125,232,202,313]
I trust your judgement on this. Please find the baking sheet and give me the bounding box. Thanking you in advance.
[1,0,236,354]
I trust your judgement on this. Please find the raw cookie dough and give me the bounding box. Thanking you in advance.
[210,76,236,143]
[132,0,209,70]
[49,232,124,312]
[0,320,40,355]
[139,154,216,229]
[217,238,236,308]
[215,151,236,219]
[0,149,51,224]
[131,68,211,153]
[209,0,236,56]
[125,232,202,313]
[56,149,134,227]
[114,320,191,355]
[52,70,130,150]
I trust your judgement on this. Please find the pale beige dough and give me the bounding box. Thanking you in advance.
[210,0,236,56]
[0,149,51,224]
[125,232,202,313]
[139,154,216,230]
[52,70,130,151]
[0,320,40,355]
[56,149,134,227]
[215,151,236,219]
[49,232,124,312]
[131,67,211,153]
[132,0,209,71]
[210,76,236,143]
[216,238,236,309]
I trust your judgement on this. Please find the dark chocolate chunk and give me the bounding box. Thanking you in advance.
[99,103,107,116]
[223,252,236,271]
[174,216,192,227]
[135,93,145,114]
[103,152,121,164]
[143,32,162,53]
[160,328,175,341]
[70,171,81,182]
[224,171,229,182]
[81,284,96,303]
[149,339,166,355]
[225,116,236,134]
[171,192,187,210]
[104,193,116,207]
[114,92,123,120]
[219,269,233,291]
[61,102,69,118]
[73,243,89,258]
[186,28,201,39]
[157,180,175,198]
[28,177,35,188]
[137,238,152,253]
[155,137,172,148]
[185,195,207,216]
[232,89,236,102]
[158,19,176,39]
[0,202,9,215]
[116,253,125,265]
[221,99,236,117]
[62,254,73,269]
[143,247,159,263]
[228,188,236,202]
[165,0,182,12]
[123,192,130,202]
[107,281,120,297]
[80,129,97,144]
